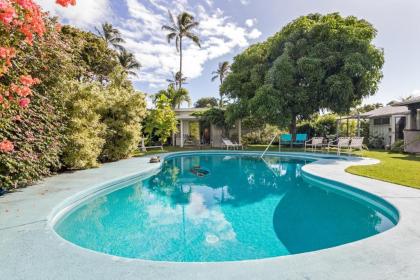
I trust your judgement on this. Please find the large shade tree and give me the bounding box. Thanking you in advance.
[162,11,201,89]
[222,13,384,138]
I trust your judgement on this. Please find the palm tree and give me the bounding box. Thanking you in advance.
[154,85,191,109]
[166,71,187,88]
[211,61,230,107]
[96,22,125,51]
[117,49,141,76]
[162,11,201,89]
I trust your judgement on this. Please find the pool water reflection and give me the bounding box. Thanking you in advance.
[55,154,397,262]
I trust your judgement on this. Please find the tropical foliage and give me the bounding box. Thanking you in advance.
[144,95,177,144]
[0,5,147,189]
[222,13,384,137]
[61,81,106,169]
[100,67,147,162]
[153,84,191,109]
[194,97,218,108]
[162,11,200,89]
[211,61,230,106]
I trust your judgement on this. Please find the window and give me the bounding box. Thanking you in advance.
[373,117,390,125]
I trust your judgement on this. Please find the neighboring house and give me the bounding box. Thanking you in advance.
[361,105,410,147]
[391,96,420,153]
[173,108,242,148]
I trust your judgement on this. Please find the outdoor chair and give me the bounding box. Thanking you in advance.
[293,134,308,146]
[279,134,292,151]
[327,137,351,155]
[305,137,324,152]
[222,138,242,150]
[347,137,365,154]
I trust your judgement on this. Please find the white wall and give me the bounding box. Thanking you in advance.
[369,115,410,146]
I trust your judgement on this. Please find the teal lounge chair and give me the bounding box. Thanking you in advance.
[293,133,308,146]
[279,134,292,151]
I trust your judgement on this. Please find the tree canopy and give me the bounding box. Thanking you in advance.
[222,13,384,135]
[194,97,218,108]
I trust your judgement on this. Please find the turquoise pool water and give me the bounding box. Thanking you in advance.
[55,153,398,262]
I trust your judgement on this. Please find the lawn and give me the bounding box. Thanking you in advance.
[347,150,420,189]
[134,145,420,189]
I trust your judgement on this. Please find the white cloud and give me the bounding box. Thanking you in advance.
[240,0,250,5]
[245,18,257,27]
[248,28,262,39]
[37,0,262,89]
[118,0,262,87]
[35,0,111,28]
[411,89,420,96]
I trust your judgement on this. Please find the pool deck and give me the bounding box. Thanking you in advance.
[1,151,420,280]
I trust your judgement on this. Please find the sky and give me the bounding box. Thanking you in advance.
[36,0,420,107]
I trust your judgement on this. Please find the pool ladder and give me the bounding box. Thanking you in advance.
[260,134,278,158]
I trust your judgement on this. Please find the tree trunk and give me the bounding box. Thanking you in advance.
[219,77,223,107]
[290,114,297,147]
[179,36,183,90]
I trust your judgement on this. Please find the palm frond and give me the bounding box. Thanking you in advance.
[166,32,177,43]
[162,25,177,32]
[185,32,201,48]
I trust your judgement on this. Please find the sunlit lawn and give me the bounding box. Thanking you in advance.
[347,150,420,189]
[134,144,420,189]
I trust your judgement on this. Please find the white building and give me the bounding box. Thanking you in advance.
[362,105,410,147]
[173,108,242,148]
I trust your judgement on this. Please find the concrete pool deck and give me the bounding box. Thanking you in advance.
[1,151,420,280]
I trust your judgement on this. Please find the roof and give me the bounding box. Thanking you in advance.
[361,106,409,118]
[391,96,420,106]
[175,107,207,120]
[174,108,207,112]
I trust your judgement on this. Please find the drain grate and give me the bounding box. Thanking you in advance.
[190,166,210,177]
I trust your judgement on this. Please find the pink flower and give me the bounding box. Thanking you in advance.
[0,2,16,25]
[56,0,76,7]
[20,75,34,86]
[0,139,14,153]
[19,97,30,108]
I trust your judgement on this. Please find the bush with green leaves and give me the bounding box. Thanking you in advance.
[144,95,177,144]
[297,114,337,137]
[61,81,106,169]
[100,72,147,161]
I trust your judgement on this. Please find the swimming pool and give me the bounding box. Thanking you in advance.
[54,153,398,262]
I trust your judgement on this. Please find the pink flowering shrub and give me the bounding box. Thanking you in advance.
[0,0,75,154]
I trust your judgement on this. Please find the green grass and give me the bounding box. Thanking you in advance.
[133,145,420,189]
[347,150,420,189]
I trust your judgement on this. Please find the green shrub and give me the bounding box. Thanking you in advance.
[297,114,337,138]
[144,95,177,144]
[100,86,147,161]
[391,140,404,152]
[242,124,281,144]
[61,81,106,169]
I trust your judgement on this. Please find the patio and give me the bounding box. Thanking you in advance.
[1,151,420,279]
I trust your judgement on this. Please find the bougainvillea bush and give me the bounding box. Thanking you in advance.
[0,0,148,190]
[0,16,74,189]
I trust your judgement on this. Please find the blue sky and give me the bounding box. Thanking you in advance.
[37,0,420,107]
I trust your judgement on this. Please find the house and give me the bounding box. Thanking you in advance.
[361,105,410,147]
[173,108,242,148]
[391,96,420,153]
